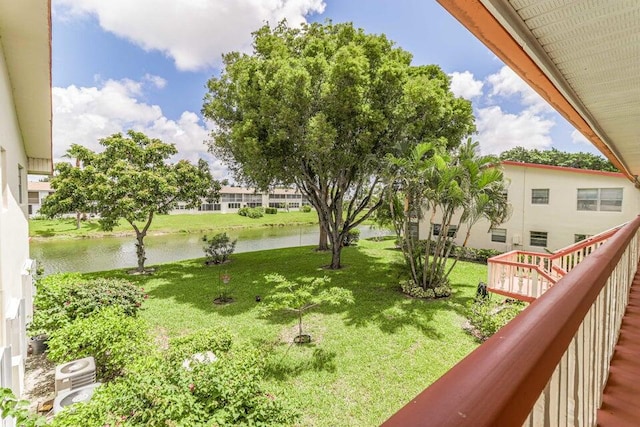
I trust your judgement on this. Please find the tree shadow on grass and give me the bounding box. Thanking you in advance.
[34,228,56,237]
[96,242,485,340]
[256,338,337,381]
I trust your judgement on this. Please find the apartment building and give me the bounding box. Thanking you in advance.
[0,0,53,397]
[420,161,640,253]
[27,181,54,217]
[173,186,309,214]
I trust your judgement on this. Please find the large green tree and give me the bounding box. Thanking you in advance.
[499,147,617,171]
[43,131,219,272]
[203,21,475,269]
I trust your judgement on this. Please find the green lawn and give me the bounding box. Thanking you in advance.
[83,238,483,426]
[29,211,319,240]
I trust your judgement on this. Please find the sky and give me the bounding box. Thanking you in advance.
[51,0,598,179]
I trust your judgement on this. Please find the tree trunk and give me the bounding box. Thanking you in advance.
[329,234,342,269]
[135,231,147,272]
[76,211,81,230]
[298,311,303,338]
[318,226,329,251]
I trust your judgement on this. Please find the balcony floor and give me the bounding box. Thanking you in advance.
[597,271,640,426]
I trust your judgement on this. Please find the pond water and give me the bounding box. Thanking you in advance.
[30,225,391,274]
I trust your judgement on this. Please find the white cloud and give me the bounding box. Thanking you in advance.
[449,71,483,99]
[53,77,228,179]
[570,129,591,146]
[487,66,553,113]
[476,106,555,154]
[143,74,167,89]
[53,0,326,71]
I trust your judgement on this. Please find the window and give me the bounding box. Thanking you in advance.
[530,231,548,247]
[246,202,262,208]
[288,202,300,208]
[18,165,24,204]
[577,188,622,212]
[491,228,507,243]
[432,224,458,237]
[531,189,549,204]
[199,203,221,211]
[600,188,623,211]
[227,202,241,209]
[574,234,591,243]
[28,191,40,204]
[409,221,419,240]
[220,193,242,202]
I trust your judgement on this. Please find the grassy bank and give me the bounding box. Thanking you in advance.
[82,238,482,426]
[29,211,319,240]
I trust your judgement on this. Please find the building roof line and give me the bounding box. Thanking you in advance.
[501,160,625,178]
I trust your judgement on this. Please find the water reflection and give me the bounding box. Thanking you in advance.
[30,226,390,274]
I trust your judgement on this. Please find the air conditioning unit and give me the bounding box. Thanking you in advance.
[54,356,96,393]
[512,234,522,245]
[53,382,101,414]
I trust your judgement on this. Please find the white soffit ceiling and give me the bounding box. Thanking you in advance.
[482,0,640,177]
[0,0,52,165]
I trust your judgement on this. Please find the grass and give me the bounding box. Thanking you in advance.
[29,211,319,240]
[82,238,484,426]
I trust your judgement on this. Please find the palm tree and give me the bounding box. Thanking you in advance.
[385,139,510,294]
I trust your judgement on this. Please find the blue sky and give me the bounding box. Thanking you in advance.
[51,0,598,178]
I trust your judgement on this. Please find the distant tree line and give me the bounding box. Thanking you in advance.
[499,147,618,172]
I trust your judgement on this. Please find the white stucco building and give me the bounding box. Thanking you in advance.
[0,1,52,397]
[172,186,310,214]
[27,181,54,217]
[420,161,640,253]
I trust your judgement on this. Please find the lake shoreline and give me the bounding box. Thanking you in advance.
[29,221,318,242]
[29,211,322,241]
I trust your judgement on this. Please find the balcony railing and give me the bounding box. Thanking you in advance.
[488,225,622,301]
[382,215,640,426]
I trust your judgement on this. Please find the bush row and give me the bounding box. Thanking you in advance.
[28,274,147,338]
[466,298,527,341]
[401,239,501,264]
[238,206,264,218]
[26,274,296,426]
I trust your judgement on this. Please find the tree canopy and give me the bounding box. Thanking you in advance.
[42,131,219,272]
[202,21,475,269]
[499,147,617,172]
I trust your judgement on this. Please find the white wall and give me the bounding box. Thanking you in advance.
[0,40,32,395]
[419,163,640,253]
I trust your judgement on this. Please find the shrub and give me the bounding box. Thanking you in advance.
[28,274,146,338]
[0,388,44,427]
[300,205,312,213]
[238,206,264,218]
[51,331,298,427]
[265,207,278,214]
[247,207,264,218]
[342,228,360,246]
[166,327,233,368]
[202,232,237,265]
[47,307,150,380]
[399,280,451,299]
[466,298,526,341]
[451,246,501,263]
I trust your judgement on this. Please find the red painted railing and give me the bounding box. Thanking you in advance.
[488,224,623,300]
[382,215,640,426]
